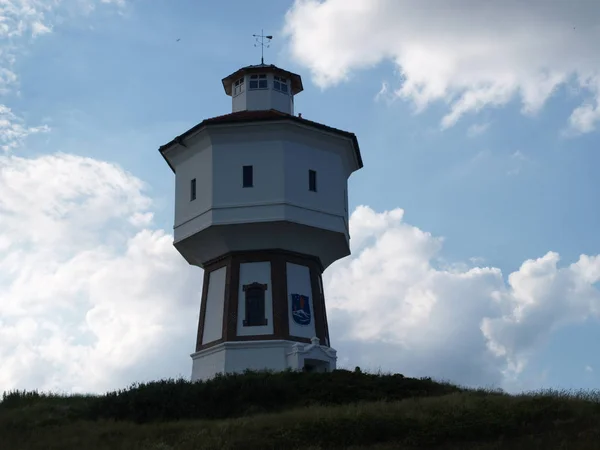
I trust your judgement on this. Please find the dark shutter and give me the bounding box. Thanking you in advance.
[243,282,268,327]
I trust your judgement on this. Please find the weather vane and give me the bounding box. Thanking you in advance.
[253,30,272,65]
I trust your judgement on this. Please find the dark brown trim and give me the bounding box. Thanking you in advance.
[195,268,210,352]
[194,249,333,352]
[272,254,289,339]
[196,257,230,352]
[225,255,240,342]
[195,338,224,352]
[309,261,326,346]
[205,248,324,273]
[319,274,331,346]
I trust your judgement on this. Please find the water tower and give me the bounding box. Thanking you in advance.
[158,36,363,381]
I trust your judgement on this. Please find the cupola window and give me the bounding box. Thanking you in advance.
[274,76,289,93]
[249,74,267,89]
[233,77,245,95]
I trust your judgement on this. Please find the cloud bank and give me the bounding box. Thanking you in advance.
[0,153,198,393]
[283,0,600,134]
[1,154,600,393]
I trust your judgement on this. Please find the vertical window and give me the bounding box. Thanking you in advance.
[274,76,289,93]
[243,282,268,327]
[233,77,245,95]
[243,165,253,187]
[190,178,196,201]
[309,170,317,192]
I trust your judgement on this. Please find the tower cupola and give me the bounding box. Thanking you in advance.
[222,64,303,115]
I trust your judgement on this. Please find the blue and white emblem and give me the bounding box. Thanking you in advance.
[291,293,311,326]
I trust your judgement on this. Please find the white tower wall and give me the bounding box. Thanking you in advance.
[201,266,226,345]
[211,138,285,207]
[167,122,356,269]
[172,136,213,228]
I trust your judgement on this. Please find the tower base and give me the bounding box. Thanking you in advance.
[190,337,337,382]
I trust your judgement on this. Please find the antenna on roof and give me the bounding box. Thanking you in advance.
[252,30,272,65]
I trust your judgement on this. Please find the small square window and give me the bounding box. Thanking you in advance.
[190,178,197,201]
[243,165,253,187]
[309,170,317,192]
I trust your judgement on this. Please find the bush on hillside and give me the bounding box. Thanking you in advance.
[1,369,466,423]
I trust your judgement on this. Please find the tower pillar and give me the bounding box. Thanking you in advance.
[191,249,336,381]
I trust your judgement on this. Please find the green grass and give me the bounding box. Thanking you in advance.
[2,369,600,449]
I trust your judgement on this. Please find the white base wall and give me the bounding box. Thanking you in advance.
[190,338,337,382]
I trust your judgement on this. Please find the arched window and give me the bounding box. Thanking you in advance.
[242,282,268,327]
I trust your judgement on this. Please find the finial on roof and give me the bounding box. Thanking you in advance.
[252,29,272,65]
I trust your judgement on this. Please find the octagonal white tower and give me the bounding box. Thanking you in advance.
[159,62,363,382]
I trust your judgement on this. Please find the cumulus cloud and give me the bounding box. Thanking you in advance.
[0,153,198,394]
[324,206,600,389]
[2,156,600,393]
[283,0,600,134]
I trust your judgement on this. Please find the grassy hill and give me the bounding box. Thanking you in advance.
[1,368,600,449]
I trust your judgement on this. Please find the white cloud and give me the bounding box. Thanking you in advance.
[325,206,600,389]
[0,153,198,393]
[0,105,49,152]
[568,101,600,135]
[1,158,599,394]
[374,81,392,104]
[506,150,529,176]
[283,0,600,134]
[481,252,600,379]
[467,122,490,138]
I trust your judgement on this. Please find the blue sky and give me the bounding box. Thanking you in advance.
[2,0,600,394]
